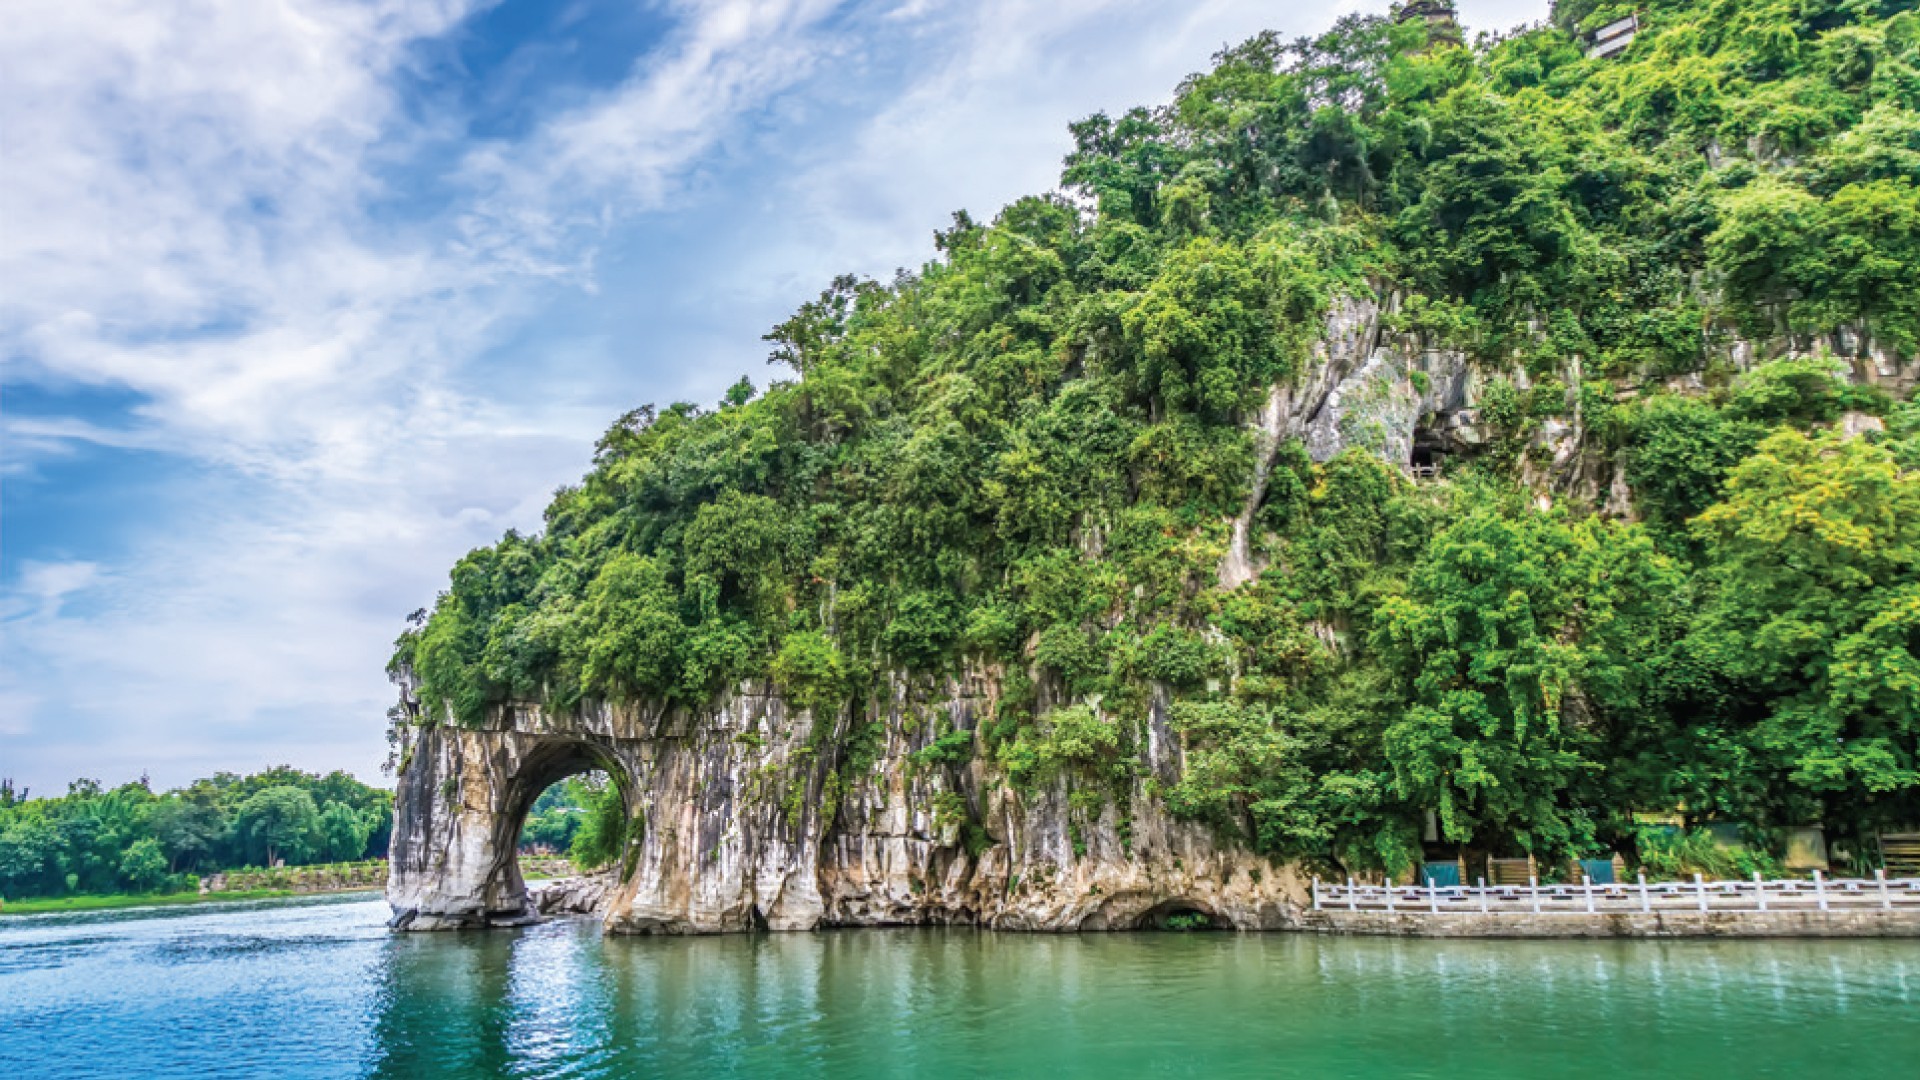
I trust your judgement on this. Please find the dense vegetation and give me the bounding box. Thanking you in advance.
[393,0,1920,876]
[519,774,628,870]
[0,769,391,900]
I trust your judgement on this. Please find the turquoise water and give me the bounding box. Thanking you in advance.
[2,893,1916,1078]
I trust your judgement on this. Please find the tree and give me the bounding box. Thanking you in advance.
[233,786,320,867]
[568,784,630,871]
[577,554,689,701]
[0,818,65,897]
[764,274,875,376]
[117,837,170,893]
[148,798,225,872]
[1374,509,1683,857]
[1685,430,1920,832]
[317,802,372,863]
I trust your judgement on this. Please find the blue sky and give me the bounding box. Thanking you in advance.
[0,0,1545,794]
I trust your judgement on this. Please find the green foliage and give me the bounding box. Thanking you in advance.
[1374,510,1685,857]
[0,768,390,901]
[910,728,977,770]
[770,632,851,715]
[1625,393,1767,540]
[519,775,603,853]
[234,787,321,868]
[382,0,1920,875]
[1680,429,1920,832]
[1167,702,1320,855]
[567,782,632,872]
[999,705,1130,792]
[1635,826,1784,881]
[1127,624,1225,688]
[116,838,170,893]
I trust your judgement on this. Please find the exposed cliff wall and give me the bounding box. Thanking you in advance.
[388,675,1309,934]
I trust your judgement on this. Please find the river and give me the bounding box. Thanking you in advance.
[2,892,1915,1078]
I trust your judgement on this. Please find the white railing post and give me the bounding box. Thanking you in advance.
[1638,871,1650,914]
[1814,869,1828,912]
[1695,873,1708,913]
[1428,876,1439,914]
[1584,874,1595,914]
[1386,878,1396,914]
[1348,876,1357,913]
[1878,867,1891,911]
[1312,875,1321,912]
[1753,872,1766,912]
[1530,875,1541,914]
[1478,876,1489,915]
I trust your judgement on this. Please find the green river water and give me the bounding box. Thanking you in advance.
[0,892,1914,1078]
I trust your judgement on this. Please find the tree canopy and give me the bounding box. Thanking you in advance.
[0,768,391,900]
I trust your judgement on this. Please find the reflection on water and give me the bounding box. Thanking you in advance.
[2,893,1916,1079]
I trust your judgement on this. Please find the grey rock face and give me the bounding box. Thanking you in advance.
[531,872,617,916]
[1219,290,1473,588]
[387,677,1309,934]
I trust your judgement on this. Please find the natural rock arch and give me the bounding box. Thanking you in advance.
[386,717,642,930]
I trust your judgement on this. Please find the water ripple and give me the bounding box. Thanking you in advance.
[2,896,1917,1079]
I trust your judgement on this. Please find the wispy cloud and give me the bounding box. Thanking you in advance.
[0,0,894,789]
[1,0,1549,791]
[452,0,851,280]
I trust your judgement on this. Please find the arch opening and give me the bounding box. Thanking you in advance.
[1409,435,1446,479]
[490,739,639,922]
[518,772,608,859]
[1132,899,1229,931]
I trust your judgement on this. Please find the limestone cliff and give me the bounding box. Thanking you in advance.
[386,675,1310,933]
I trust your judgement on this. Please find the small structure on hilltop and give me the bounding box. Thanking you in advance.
[1396,1,1463,50]
[1588,13,1640,59]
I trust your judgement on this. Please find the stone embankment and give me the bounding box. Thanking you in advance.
[203,860,388,895]
[1301,909,1920,938]
[1305,875,1920,938]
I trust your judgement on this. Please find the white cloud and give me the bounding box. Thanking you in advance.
[453,0,850,278]
[0,0,905,790]
[0,0,1551,792]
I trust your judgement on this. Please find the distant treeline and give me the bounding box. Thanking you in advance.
[0,767,392,900]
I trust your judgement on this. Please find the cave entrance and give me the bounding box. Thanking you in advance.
[1133,899,1229,931]
[1409,442,1445,480]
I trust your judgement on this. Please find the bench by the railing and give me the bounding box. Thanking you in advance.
[1311,869,1920,915]
[1881,833,1920,877]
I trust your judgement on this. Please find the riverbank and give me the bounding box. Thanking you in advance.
[0,889,300,916]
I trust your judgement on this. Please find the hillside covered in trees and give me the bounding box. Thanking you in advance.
[391,0,1920,877]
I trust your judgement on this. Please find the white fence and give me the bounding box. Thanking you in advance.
[1313,870,1920,916]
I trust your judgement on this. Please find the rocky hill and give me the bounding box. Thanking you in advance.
[386,0,1920,932]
